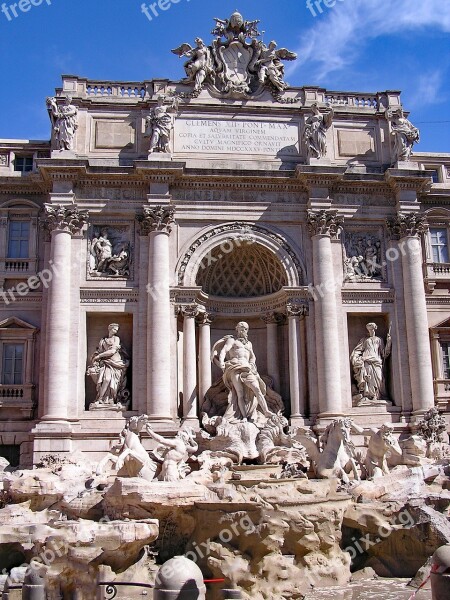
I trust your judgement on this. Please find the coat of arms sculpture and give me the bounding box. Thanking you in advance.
[172,11,297,101]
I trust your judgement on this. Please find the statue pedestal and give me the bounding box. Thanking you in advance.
[89,402,128,413]
[306,157,332,166]
[147,152,173,161]
[393,160,420,170]
[51,149,77,159]
[31,420,80,464]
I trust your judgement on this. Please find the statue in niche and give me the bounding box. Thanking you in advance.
[172,38,214,93]
[146,425,198,482]
[145,95,179,154]
[343,234,383,282]
[350,322,392,407]
[211,321,274,423]
[46,95,78,151]
[386,107,420,163]
[303,102,334,159]
[87,323,130,411]
[89,227,131,278]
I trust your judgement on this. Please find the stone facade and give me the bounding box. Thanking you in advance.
[0,13,449,467]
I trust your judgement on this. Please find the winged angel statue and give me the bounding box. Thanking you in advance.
[171,11,297,99]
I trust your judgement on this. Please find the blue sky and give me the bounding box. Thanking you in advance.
[0,0,449,153]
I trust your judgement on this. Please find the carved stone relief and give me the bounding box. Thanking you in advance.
[343,231,385,282]
[88,225,132,279]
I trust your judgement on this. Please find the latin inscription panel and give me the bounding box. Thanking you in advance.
[174,118,299,156]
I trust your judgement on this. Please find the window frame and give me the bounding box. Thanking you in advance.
[1,342,25,385]
[13,155,34,173]
[7,220,30,259]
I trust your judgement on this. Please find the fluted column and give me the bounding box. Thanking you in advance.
[140,205,175,422]
[42,204,89,420]
[181,305,200,423]
[286,302,308,420]
[197,312,213,404]
[387,213,435,415]
[307,210,344,417]
[260,312,283,391]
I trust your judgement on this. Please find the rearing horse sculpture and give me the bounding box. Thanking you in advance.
[295,418,361,483]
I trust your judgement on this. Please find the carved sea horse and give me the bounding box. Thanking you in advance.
[294,418,361,484]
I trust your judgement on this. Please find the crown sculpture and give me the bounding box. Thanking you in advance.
[172,11,297,101]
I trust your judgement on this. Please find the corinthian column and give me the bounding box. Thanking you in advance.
[307,210,344,417]
[286,302,308,422]
[387,213,435,416]
[181,305,200,423]
[140,205,175,422]
[42,204,89,420]
[197,312,213,405]
[260,312,283,392]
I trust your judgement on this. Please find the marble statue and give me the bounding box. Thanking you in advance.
[256,411,308,466]
[96,414,157,481]
[295,418,361,483]
[359,423,403,479]
[89,227,131,277]
[350,322,392,406]
[146,425,198,481]
[145,95,179,154]
[254,41,296,92]
[386,107,420,163]
[172,38,214,92]
[46,95,78,151]
[172,12,296,100]
[303,102,334,159]
[212,321,273,422]
[417,407,450,460]
[86,323,130,410]
[417,407,447,444]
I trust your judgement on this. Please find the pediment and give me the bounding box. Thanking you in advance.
[0,316,37,331]
[433,316,450,329]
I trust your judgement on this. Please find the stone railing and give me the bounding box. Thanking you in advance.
[60,76,153,100]
[324,92,380,109]
[0,258,37,275]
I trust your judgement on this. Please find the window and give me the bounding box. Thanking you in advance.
[14,156,33,172]
[442,342,450,379]
[7,221,30,259]
[430,170,440,184]
[2,343,24,385]
[430,228,449,263]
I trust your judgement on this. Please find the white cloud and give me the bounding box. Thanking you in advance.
[409,70,446,107]
[289,0,450,80]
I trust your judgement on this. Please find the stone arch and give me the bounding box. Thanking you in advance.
[176,222,305,290]
[0,198,40,210]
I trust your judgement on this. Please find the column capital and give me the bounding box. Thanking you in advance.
[386,212,429,240]
[286,301,309,318]
[180,304,200,319]
[43,204,89,235]
[138,205,176,235]
[196,311,214,326]
[307,209,343,240]
[260,312,285,325]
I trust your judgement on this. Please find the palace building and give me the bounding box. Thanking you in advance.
[0,12,449,467]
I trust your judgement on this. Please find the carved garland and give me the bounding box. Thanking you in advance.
[177,222,304,286]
